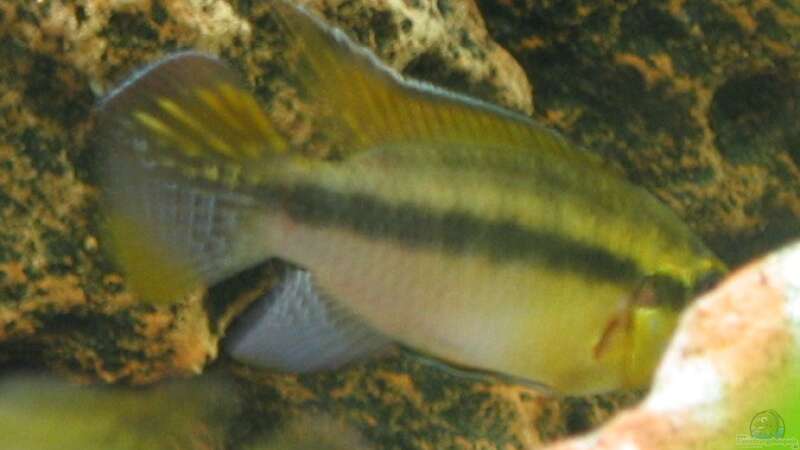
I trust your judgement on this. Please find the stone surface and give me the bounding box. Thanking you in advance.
[1,0,799,449]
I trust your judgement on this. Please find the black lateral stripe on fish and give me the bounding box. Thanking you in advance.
[94,0,727,395]
[260,182,643,282]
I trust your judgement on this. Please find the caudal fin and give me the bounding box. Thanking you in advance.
[95,53,283,305]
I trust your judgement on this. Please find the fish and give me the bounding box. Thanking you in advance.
[0,375,234,450]
[0,374,368,450]
[93,1,726,395]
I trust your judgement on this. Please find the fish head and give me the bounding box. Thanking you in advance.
[613,258,727,390]
[618,303,681,390]
[591,273,699,391]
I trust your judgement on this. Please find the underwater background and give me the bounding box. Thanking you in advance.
[0,0,799,449]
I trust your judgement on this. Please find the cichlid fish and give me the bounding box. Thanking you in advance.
[0,375,235,450]
[95,1,726,395]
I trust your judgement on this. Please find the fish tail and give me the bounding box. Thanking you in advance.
[100,150,272,305]
[95,53,286,305]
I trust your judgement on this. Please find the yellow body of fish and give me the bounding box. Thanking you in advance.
[94,1,725,395]
[0,375,366,450]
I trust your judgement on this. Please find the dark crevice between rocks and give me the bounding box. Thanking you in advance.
[0,340,48,373]
[368,9,398,51]
[220,369,285,449]
[22,55,94,129]
[708,203,800,266]
[620,3,689,55]
[74,4,87,25]
[151,1,168,25]
[98,9,167,83]
[755,7,791,41]
[684,0,750,49]
[103,11,159,47]
[318,6,401,58]
[562,390,643,435]
[711,71,800,167]
[29,309,147,378]
[404,52,501,105]
[563,397,595,435]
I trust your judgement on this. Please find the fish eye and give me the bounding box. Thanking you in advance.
[637,274,688,311]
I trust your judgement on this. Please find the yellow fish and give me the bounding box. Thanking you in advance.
[0,375,366,450]
[0,376,234,450]
[94,1,725,395]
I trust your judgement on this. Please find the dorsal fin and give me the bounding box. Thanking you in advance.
[273,1,613,171]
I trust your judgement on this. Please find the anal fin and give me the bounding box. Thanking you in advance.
[224,268,391,372]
